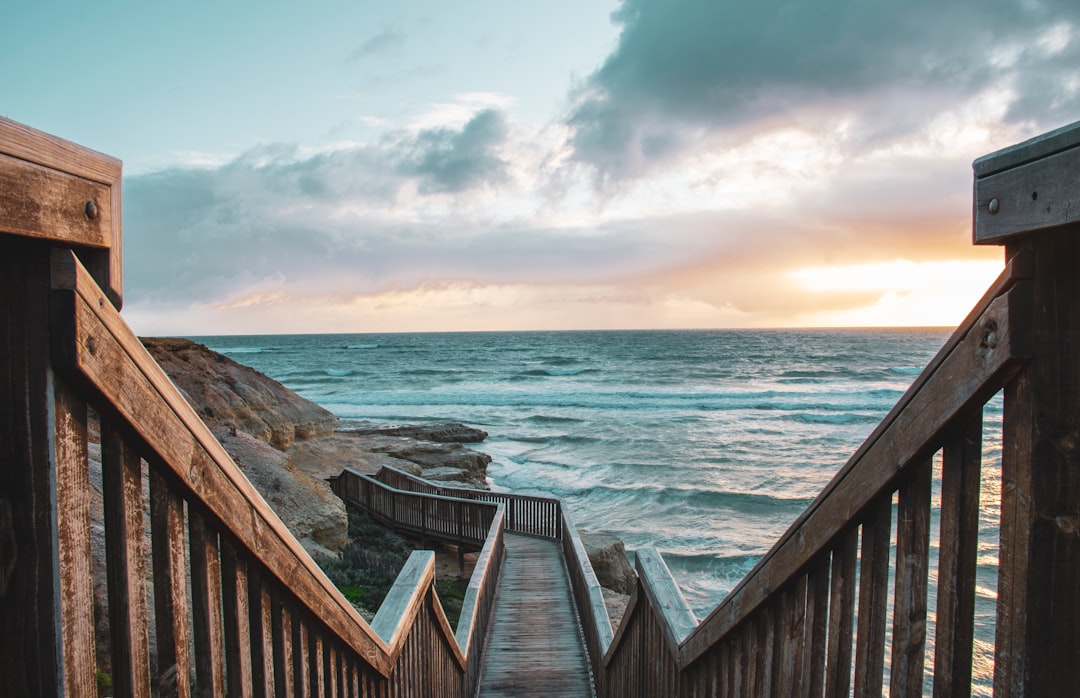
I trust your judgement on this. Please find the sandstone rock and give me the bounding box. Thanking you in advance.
[580,531,637,596]
[328,432,491,488]
[213,427,347,560]
[344,421,488,443]
[142,337,348,560]
[602,587,631,630]
[142,337,337,450]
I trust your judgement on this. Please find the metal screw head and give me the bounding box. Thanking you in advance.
[988,198,1000,215]
[84,201,98,220]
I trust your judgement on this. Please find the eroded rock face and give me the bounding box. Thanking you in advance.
[344,422,489,444]
[142,337,348,560]
[143,337,338,450]
[580,530,638,596]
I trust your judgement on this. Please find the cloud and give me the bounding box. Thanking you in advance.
[348,27,406,61]
[394,109,511,193]
[565,0,1080,181]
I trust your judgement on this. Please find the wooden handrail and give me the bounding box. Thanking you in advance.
[46,249,501,694]
[373,465,564,539]
[331,468,501,549]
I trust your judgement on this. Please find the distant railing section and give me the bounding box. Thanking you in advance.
[373,465,563,539]
[330,468,499,549]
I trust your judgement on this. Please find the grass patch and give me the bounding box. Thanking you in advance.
[435,577,469,630]
[321,511,412,617]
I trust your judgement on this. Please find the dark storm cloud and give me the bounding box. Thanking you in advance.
[567,0,1080,179]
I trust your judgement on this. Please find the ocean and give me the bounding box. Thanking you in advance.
[193,328,1001,693]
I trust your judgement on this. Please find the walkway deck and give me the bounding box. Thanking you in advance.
[476,533,594,697]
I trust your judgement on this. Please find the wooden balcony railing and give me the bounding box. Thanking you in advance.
[0,118,505,697]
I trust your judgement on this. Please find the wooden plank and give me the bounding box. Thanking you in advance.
[995,229,1080,696]
[890,458,932,696]
[0,152,111,246]
[476,534,593,696]
[0,116,122,184]
[0,240,117,694]
[932,413,981,698]
[681,273,1030,664]
[270,589,289,698]
[248,567,271,698]
[825,528,857,698]
[974,143,1080,243]
[973,118,1080,177]
[54,377,98,696]
[101,423,152,697]
[221,538,254,698]
[190,508,226,697]
[49,251,392,675]
[853,499,891,698]
[636,548,697,654]
[805,554,830,696]
[0,118,123,305]
[150,466,193,698]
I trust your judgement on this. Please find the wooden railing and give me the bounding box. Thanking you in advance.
[372,465,563,539]
[330,468,500,549]
[0,118,505,697]
[566,121,1080,696]
[4,116,1077,696]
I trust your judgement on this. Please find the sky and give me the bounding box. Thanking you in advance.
[4,0,1078,335]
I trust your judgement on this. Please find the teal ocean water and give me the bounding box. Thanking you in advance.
[193,328,1001,692]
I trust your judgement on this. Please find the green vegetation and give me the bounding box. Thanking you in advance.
[322,510,473,630]
[435,577,469,629]
[96,669,112,694]
[321,511,413,618]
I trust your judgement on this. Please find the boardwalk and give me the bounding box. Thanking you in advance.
[477,534,594,697]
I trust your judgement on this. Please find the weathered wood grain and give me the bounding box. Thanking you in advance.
[54,377,98,697]
[995,229,1080,697]
[101,422,152,697]
[933,414,982,698]
[890,458,932,697]
[190,508,226,697]
[681,273,1029,665]
[853,499,891,698]
[476,534,593,696]
[150,466,193,698]
[825,528,857,698]
[50,250,393,674]
[974,142,1080,243]
[1,117,123,304]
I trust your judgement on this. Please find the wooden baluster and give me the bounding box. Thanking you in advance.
[248,568,271,698]
[150,466,193,697]
[890,458,932,696]
[221,537,254,698]
[806,553,830,697]
[933,413,982,697]
[55,383,98,695]
[853,498,892,698]
[825,528,858,698]
[189,508,226,696]
[101,424,152,697]
[270,591,292,698]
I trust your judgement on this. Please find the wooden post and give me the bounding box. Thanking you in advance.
[0,120,122,696]
[0,239,96,695]
[974,120,1080,696]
